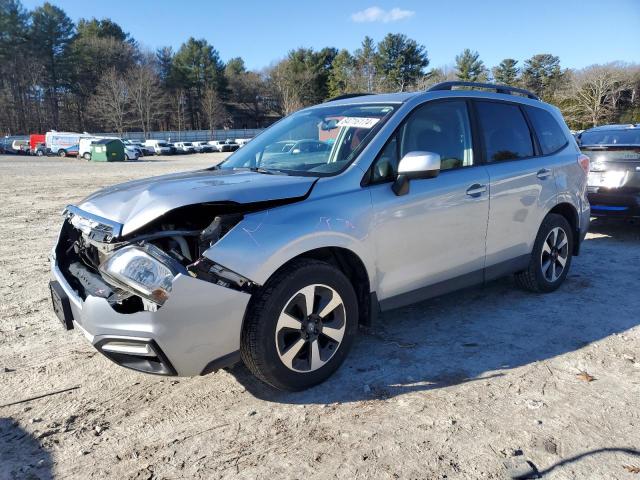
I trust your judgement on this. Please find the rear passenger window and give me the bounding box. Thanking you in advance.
[525,106,567,154]
[476,101,534,162]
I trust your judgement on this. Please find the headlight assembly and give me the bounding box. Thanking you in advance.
[99,244,185,305]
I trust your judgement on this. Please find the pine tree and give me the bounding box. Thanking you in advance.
[455,49,486,82]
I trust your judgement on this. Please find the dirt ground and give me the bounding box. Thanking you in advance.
[0,153,639,480]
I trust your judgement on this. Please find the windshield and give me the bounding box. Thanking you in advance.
[580,129,640,146]
[219,103,396,175]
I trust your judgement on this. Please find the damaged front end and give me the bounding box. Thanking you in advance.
[55,204,256,315]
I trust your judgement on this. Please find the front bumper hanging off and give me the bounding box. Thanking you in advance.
[50,258,251,376]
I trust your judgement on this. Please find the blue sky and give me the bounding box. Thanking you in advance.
[22,0,640,70]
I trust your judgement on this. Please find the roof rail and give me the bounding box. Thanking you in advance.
[427,81,540,100]
[326,93,373,102]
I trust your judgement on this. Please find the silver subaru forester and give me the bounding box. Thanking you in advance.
[50,82,591,391]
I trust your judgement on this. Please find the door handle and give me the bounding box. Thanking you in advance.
[466,183,487,197]
[537,168,552,180]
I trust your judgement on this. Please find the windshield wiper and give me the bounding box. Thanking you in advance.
[233,167,287,175]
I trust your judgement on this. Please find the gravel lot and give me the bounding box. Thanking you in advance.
[0,153,639,480]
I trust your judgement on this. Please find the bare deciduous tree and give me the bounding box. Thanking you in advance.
[127,64,164,138]
[268,60,314,115]
[201,86,230,131]
[89,68,129,134]
[172,89,186,139]
[563,65,621,127]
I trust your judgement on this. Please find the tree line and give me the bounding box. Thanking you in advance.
[1,0,638,137]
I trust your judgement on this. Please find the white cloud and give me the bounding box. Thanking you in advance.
[351,6,415,23]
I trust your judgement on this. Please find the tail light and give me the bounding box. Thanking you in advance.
[578,154,590,175]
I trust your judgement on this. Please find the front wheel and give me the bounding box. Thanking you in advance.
[83,152,91,160]
[515,213,573,293]
[241,259,358,391]
[58,149,66,157]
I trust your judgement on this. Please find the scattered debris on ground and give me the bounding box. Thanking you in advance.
[0,154,639,479]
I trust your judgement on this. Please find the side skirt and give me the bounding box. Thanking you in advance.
[377,254,531,312]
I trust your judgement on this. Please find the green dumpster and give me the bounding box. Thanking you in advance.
[89,138,125,162]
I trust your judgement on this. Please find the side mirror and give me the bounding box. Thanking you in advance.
[392,151,441,196]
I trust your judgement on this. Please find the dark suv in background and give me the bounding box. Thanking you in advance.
[578,124,640,218]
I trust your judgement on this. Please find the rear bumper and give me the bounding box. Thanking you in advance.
[50,257,251,376]
[587,188,640,218]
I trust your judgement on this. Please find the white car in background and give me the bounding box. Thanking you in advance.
[191,141,214,153]
[235,138,251,147]
[174,142,196,154]
[143,139,172,155]
[208,140,231,152]
[124,145,140,161]
[123,140,152,156]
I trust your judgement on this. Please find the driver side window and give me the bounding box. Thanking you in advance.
[370,100,474,183]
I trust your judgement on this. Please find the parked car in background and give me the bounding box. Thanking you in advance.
[578,124,640,218]
[32,142,47,156]
[174,142,196,154]
[165,143,178,155]
[124,143,144,158]
[12,139,30,154]
[143,139,172,155]
[124,144,140,161]
[79,137,97,159]
[235,138,251,148]
[224,139,240,152]
[49,81,589,391]
[192,141,213,153]
[123,140,156,156]
[207,140,230,152]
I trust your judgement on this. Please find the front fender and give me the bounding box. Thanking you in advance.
[203,187,376,288]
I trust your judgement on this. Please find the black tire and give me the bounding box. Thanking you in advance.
[83,152,91,160]
[58,149,66,157]
[515,213,573,293]
[241,259,358,391]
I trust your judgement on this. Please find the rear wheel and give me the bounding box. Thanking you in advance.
[58,149,66,157]
[83,152,91,160]
[515,213,573,293]
[241,259,358,391]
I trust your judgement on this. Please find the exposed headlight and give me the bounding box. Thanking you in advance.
[99,245,183,305]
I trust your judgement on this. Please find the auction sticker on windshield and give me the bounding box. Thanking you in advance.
[336,117,380,129]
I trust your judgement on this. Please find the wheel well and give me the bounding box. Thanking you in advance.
[549,203,580,255]
[286,247,372,326]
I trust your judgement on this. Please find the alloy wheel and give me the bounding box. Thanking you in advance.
[540,227,569,282]
[275,284,346,373]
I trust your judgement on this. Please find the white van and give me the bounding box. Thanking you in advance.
[45,131,93,157]
[143,139,172,155]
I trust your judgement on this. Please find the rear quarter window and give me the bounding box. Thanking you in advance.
[475,101,534,162]
[525,106,568,154]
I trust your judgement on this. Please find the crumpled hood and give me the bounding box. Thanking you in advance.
[77,169,316,236]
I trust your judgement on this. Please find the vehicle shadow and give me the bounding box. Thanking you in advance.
[588,217,640,241]
[229,234,640,404]
[0,417,53,479]
[537,447,640,477]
